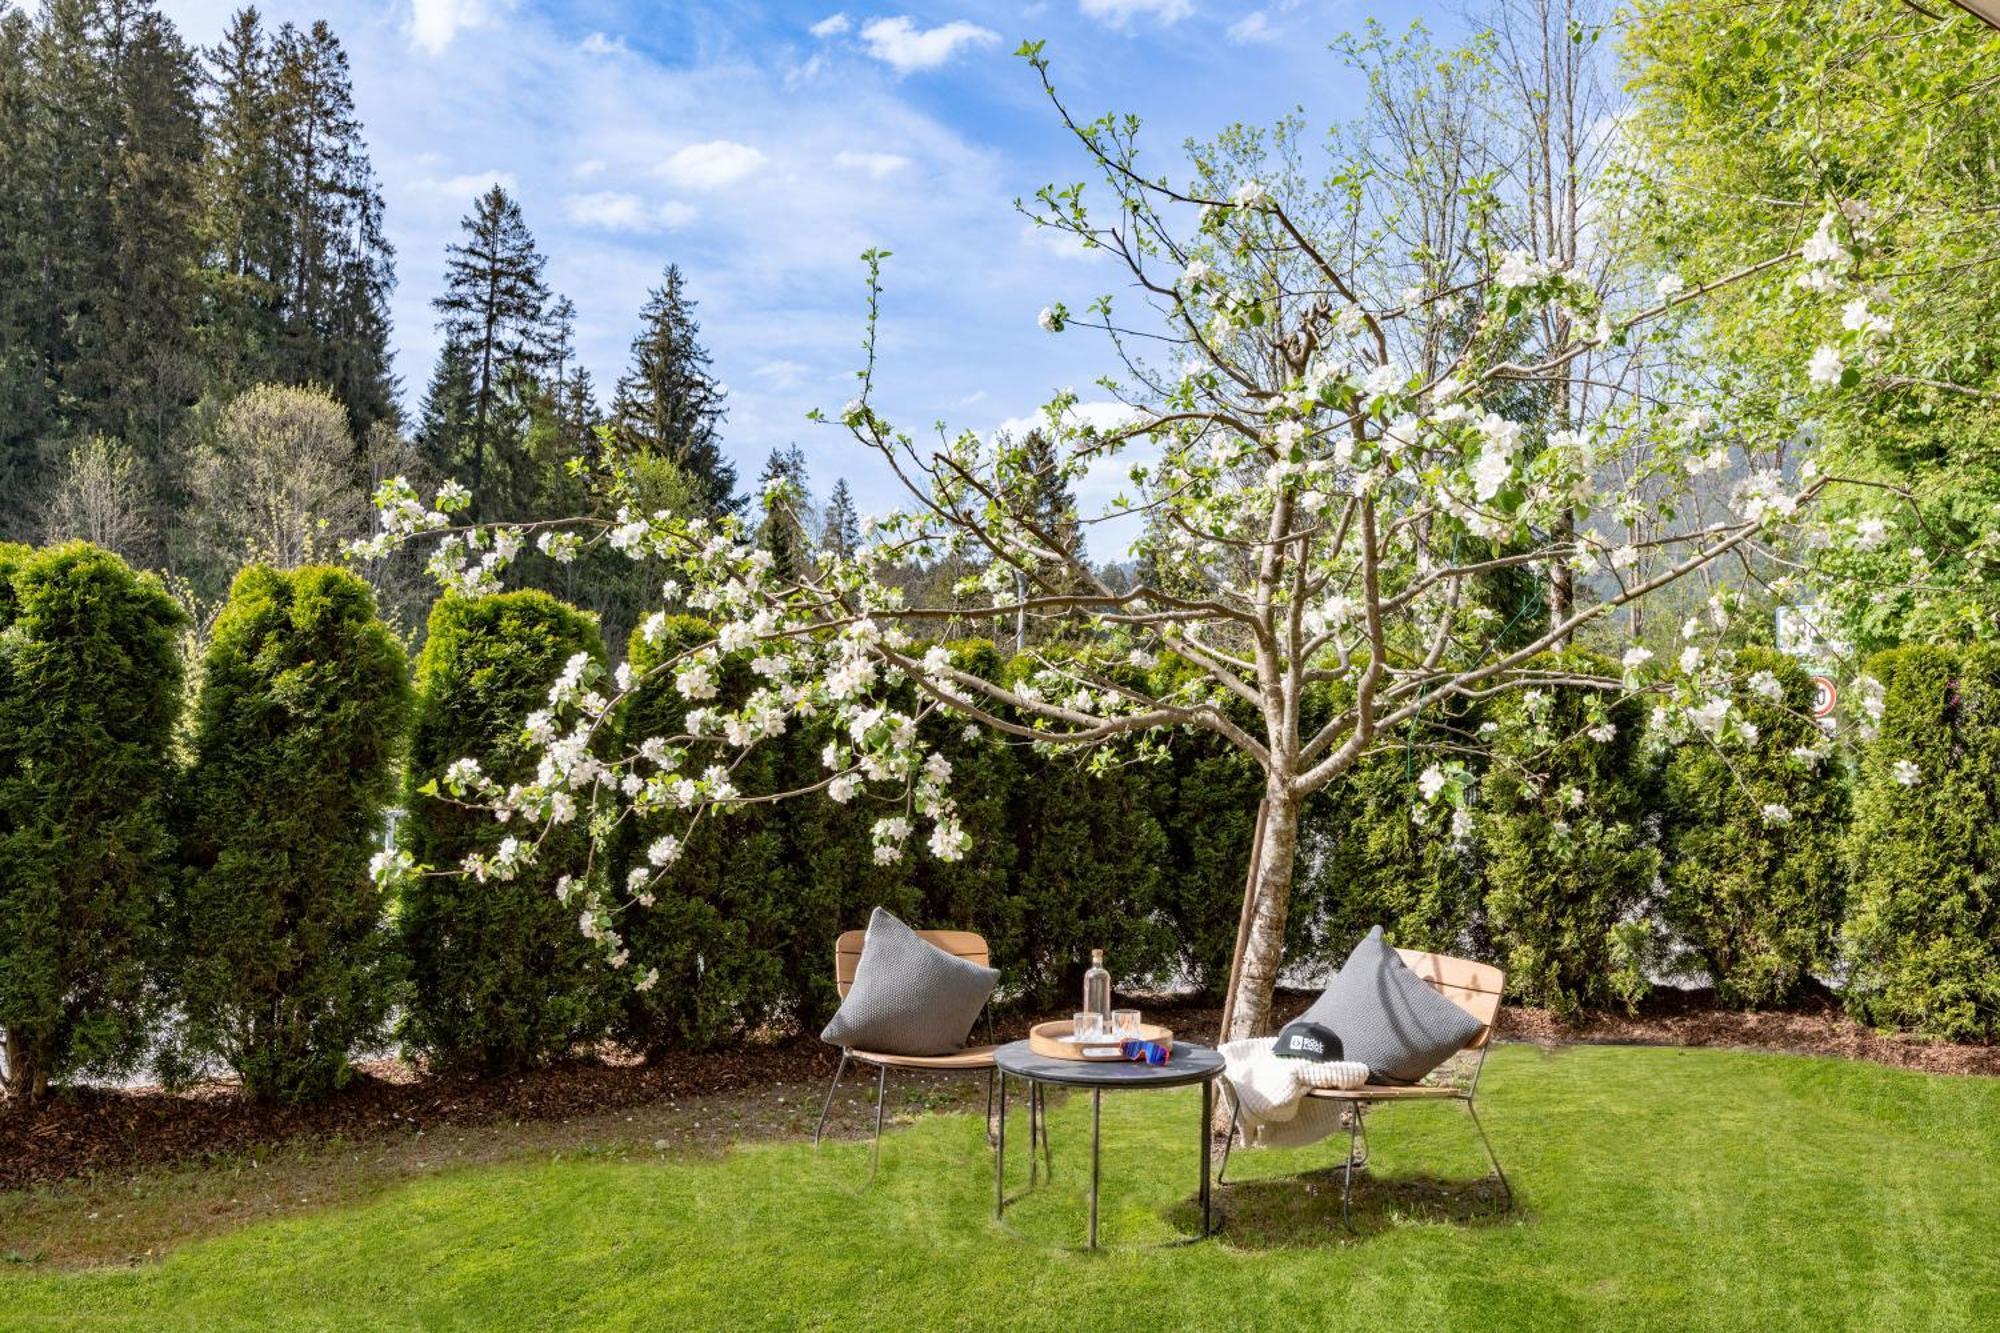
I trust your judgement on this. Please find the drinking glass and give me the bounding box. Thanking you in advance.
[1111,1008,1142,1040]
[1072,1011,1107,1042]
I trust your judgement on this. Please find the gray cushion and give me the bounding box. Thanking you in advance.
[819,908,998,1056]
[1300,926,1482,1085]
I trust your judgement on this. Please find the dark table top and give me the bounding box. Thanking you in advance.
[994,1038,1226,1090]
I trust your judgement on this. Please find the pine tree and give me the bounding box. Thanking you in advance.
[821,477,859,557]
[0,0,205,466]
[267,18,395,433]
[431,184,555,512]
[613,264,734,515]
[754,444,813,579]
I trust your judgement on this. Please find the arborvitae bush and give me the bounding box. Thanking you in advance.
[0,543,185,1100]
[611,614,791,1054]
[166,565,411,1102]
[1842,645,2000,1041]
[399,591,609,1073]
[1657,647,1847,1008]
[1481,652,1656,1015]
[1004,649,1175,1007]
[1313,704,1489,965]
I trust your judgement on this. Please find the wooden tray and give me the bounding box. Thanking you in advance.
[1027,1019,1173,1062]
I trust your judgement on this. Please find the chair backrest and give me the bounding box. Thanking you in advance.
[1395,948,1506,1050]
[834,928,991,999]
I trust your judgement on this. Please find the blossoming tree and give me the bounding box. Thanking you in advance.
[358,44,1899,1042]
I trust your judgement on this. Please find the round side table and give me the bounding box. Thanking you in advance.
[993,1038,1226,1250]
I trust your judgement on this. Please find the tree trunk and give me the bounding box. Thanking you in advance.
[0,1025,47,1103]
[1217,789,1302,1043]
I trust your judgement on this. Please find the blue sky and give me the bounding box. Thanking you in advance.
[154,0,1439,543]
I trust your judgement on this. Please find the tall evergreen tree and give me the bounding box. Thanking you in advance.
[754,444,813,578]
[613,264,734,514]
[0,0,205,472]
[821,477,859,557]
[266,18,394,432]
[431,184,555,512]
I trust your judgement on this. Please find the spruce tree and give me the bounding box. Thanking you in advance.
[267,18,395,433]
[432,184,555,513]
[613,264,734,514]
[754,444,813,579]
[821,477,859,557]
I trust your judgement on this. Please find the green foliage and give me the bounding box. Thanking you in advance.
[398,591,609,1073]
[1315,730,1486,963]
[1842,645,2000,1041]
[0,542,184,1098]
[166,565,411,1102]
[611,615,791,1054]
[1480,653,1656,1015]
[1657,648,1847,1008]
[1626,1,2000,649]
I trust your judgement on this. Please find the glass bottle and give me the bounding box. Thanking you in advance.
[1083,948,1111,1018]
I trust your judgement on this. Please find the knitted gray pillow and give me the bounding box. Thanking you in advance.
[819,908,998,1056]
[1301,926,1482,1085]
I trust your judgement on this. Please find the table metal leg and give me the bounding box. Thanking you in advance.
[1089,1088,1102,1250]
[994,1071,1007,1220]
[1200,1078,1213,1236]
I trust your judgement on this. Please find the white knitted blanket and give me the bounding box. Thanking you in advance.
[1219,1037,1368,1149]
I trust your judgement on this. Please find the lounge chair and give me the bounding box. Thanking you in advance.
[1217,948,1511,1225]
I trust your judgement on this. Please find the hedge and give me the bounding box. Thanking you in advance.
[1657,647,1847,1008]
[166,565,412,1102]
[398,591,610,1073]
[1480,652,1657,1015]
[1843,645,2000,1041]
[0,543,185,1100]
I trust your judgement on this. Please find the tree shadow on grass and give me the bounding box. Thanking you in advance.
[1167,1165,1521,1250]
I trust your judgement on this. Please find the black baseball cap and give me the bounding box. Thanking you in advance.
[1272,1020,1342,1062]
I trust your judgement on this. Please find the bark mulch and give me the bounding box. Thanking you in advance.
[2,991,1990,1194]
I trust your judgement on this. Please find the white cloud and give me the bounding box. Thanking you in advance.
[579,32,628,56]
[660,140,768,189]
[563,192,698,232]
[1020,220,1106,263]
[833,150,912,178]
[1079,0,1193,27]
[420,170,518,199]
[574,159,607,179]
[407,0,503,55]
[1227,11,1276,44]
[809,13,851,38]
[859,17,999,73]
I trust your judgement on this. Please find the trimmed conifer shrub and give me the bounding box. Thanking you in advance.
[1480,652,1656,1014]
[398,591,609,1073]
[1657,647,1847,1008]
[610,613,791,1054]
[0,543,185,1101]
[166,565,411,1102]
[1842,645,2000,1041]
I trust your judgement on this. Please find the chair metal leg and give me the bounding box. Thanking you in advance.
[812,1050,849,1148]
[1466,1100,1513,1213]
[984,1067,996,1146]
[1216,1083,1240,1185]
[1340,1105,1361,1229]
[994,1071,1008,1219]
[867,1063,888,1185]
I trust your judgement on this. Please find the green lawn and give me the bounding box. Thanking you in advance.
[4,1044,1996,1330]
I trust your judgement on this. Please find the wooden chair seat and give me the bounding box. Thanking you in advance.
[847,1043,999,1071]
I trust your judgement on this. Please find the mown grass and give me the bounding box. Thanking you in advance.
[3,1044,1996,1331]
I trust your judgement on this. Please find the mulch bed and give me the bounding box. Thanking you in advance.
[2,991,1990,1193]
